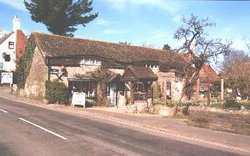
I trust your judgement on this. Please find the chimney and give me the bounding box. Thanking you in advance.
[13,15,21,32]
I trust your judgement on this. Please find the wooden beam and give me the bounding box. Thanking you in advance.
[221,78,224,101]
[196,78,200,102]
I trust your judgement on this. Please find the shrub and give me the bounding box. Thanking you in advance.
[45,80,69,104]
[224,99,241,110]
[152,82,161,99]
[152,98,175,108]
[239,101,250,110]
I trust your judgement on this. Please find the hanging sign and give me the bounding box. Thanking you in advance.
[50,68,59,74]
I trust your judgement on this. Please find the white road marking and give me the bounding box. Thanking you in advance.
[19,117,68,140]
[0,108,8,113]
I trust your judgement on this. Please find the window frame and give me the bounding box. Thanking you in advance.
[8,42,14,49]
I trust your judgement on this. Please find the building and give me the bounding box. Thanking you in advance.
[0,16,27,71]
[19,32,188,105]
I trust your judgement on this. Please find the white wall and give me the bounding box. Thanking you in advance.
[0,32,16,71]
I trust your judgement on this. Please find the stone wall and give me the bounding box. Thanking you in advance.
[188,106,250,135]
[155,71,183,101]
[22,47,48,101]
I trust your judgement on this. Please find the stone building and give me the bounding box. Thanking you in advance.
[19,32,188,105]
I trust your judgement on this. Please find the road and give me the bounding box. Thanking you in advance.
[0,97,248,156]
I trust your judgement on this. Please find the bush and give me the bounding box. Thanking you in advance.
[224,99,241,110]
[240,101,250,110]
[45,80,69,104]
[152,98,176,108]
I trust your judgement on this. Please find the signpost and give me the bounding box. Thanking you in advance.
[71,92,86,108]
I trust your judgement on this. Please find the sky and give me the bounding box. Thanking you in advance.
[0,0,250,52]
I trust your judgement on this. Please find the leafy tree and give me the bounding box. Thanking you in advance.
[24,0,98,36]
[162,44,171,50]
[172,14,232,115]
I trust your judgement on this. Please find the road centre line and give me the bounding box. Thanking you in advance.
[0,108,8,113]
[19,117,68,140]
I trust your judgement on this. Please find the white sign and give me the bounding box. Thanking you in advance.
[1,72,13,84]
[71,92,86,108]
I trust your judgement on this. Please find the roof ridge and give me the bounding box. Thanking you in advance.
[0,32,14,44]
[31,32,173,54]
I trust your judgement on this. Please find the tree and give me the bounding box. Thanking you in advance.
[172,14,232,115]
[119,41,132,45]
[162,43,171,50]
[24,0,98,36]
[223,50,250,99]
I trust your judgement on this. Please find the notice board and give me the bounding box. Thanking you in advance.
[71,92,86,108]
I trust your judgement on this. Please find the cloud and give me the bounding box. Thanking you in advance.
[102,0,182,14]
[0,0,27,11]
[104,0,127,10]
[232,38,248,52]
[95,18,110,26]
[132,0,182,14]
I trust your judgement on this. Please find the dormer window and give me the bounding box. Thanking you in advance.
[145,64,159,69]
[8,42,14,49]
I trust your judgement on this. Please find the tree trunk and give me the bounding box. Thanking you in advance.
[97,81,107,106]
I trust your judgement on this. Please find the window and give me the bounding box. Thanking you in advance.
[8,42,14,49]
[2,53,11,62]
[136,82,144,92]
[68,80,97,98]
[166,81,171,99]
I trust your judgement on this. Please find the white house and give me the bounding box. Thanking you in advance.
[0,16,27,71]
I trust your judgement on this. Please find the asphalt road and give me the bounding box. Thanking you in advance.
[0,97,248,156]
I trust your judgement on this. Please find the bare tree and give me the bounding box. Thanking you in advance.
[223,50,250,99]
[172,14,232,115]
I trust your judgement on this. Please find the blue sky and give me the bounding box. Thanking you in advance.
[0,0,250,52]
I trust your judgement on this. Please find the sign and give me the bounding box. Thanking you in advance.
[50,68,59,74]
[0,62,3,70]
[1,72,13,84]
[71,92,86,108]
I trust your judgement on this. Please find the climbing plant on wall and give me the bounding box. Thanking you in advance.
[16,35,36,88]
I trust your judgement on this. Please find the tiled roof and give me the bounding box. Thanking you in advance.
[16,30,27,62]
[122,66,158,81]
[32,32,186,69]
[0,32,14,44]
[198,64,220,80]
[180,53,220,81]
